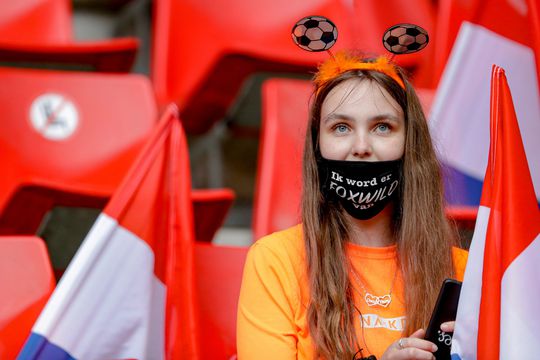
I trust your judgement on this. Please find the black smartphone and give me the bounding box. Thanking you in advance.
[424,279,462,360]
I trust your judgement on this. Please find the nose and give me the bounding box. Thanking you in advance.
[350,132,372,159]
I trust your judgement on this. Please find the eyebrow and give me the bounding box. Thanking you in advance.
[322,113,354,124]
[322,112,402,124]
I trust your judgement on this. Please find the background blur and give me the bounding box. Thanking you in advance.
[2,0,538,358]
[7,0,504,273]
[46,0,259,273]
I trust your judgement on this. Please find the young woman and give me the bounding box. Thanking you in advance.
[237,51,467,360]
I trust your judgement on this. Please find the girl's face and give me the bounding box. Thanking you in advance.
[319,78,405,162]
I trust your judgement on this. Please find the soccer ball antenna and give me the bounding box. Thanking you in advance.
[291,16,338,58]
[382,23,429,61]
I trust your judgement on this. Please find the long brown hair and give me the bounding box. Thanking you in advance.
[301,66,457,359]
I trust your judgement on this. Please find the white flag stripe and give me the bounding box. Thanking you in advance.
[33,214,117,333]
[451,206,490,359]
[33,214,166,360]
[429,22,540,199]
[500,233,540,359]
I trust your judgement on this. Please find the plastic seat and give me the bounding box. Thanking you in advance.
[253,79,311,240]
[0,67,157,234]
[192,189,235,242]
[0,236,55,359]
[152,0,358,134]
[0,66,235,247]
[0,0,138,72]
[152,0,446,134]
[446,206,477,230]
[194,242,248,359]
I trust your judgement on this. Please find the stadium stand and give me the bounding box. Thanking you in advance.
[0,0,138,72]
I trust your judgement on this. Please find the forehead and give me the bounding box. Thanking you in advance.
[320,78,403,120]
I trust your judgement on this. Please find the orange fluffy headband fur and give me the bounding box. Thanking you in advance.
[313,51,405,90]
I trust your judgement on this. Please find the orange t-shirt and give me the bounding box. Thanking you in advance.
[237,224,468,360]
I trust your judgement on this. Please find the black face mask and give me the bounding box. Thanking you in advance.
[317,157,403,220]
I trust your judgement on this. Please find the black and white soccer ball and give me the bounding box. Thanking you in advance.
[382,24,429,55]
[292,16,338,52]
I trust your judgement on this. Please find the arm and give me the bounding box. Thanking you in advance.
[237,243,299,360]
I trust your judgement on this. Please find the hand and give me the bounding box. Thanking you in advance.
[440,321,455,333]
[380,329,438,360]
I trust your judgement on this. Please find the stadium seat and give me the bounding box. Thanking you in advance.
[253,79,311,240]
[0,0,138,72]
[446,206,478,230]
[152,0,358,134]
[194,242,248,359]
[0,236,55,359]
[253,78,441,240]
[152,0,445,134]
[0,67,157,235]
[192,189,235,242]
[0,66,235,248]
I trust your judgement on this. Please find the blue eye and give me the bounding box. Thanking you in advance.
[335,124,349,133]
[376,123,390,133]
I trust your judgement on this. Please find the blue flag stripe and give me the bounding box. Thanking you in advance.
[17,333,76,360]
[442,164,484,206]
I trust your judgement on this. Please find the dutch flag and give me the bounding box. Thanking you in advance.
[17,105,199,359]
[429,21,540,206]
[450,65,540,359]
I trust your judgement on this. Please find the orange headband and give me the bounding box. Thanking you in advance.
[313,51,406,90]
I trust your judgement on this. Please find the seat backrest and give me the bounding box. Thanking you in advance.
[0,236,55,359]
[194,242,248,359]
[152,0,357,134]
[0,0,72,44]
[152,0,443,134]
[0,1,138,72]
[192,189,235,242]
[0,67,157,234]
[253,79,312,240]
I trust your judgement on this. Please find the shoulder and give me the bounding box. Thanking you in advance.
[254,224,303,249]
[451,246,469,282]
[247,224,306,274]
[253,224,304,256]
[241,224,306,308]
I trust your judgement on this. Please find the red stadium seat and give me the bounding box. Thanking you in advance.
[254,78,475,240]
[194,242,248,359]
[0,236,55,359]
[192,189,235,242]
[152,0,444,135]
[152,0,358,134]
[0,67,157,234]
[253,79,311,240]
[0,0,138,72]
[0,67,235,248]
[445,206,478,230]
[0,66,235,247]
